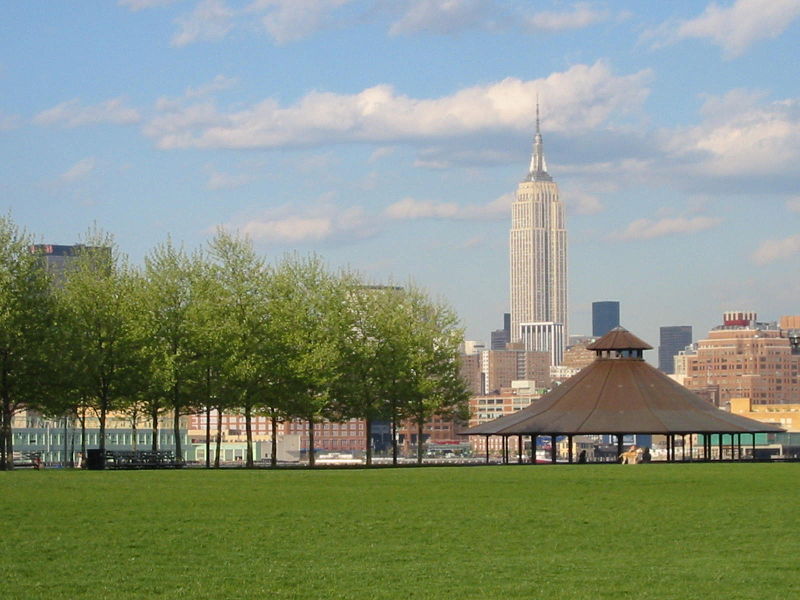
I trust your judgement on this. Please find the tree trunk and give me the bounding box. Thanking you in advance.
[79,407,86,463]
[417,420,425,464]
[172,385,182,462]
[245,404,253,468]
[205,404,211,469]
[172,406,182,462]
[308,420,315,468]
[365,418,372,467]
[270,412,278,468]
[1,399,13,470]
[214,406,222,468]
[99,400,108,454]
[151,403,159,452]
[391,409,398,466]
[131,411,138,452]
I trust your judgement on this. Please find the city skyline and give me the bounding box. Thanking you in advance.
[3,1,800,349]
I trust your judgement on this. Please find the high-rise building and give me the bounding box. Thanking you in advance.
[490,313,511,350]
[658,325,692,373]
[592,301,620,338]
[683,313,800,406]
[509,108,567,357]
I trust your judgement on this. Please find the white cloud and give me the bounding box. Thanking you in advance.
[676,0,800,58]
[613,215,722,241]
[664,90,800,177]
[249,0,352,44]
[144,61,650,149]
[752,234,800,265]
[224,202,371,243]
[207,169,254,190]
[369,146,396,162]
[172,0,234,47]
[118,0,181,10]
[385,193,512,221]
[185,74,238,98]
[385,197,459,219]
[34,98,141,128]
[389,0,497,36]
[527,2,609,32]
[60,158,96,182]
[567,190,604,215]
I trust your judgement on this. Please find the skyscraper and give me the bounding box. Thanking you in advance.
[592,301,620,338]
[658,325,692,374]
[509,108,567,355]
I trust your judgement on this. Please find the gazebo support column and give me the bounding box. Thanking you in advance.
[616,435,624,462]
[550,435,557,463]
[666,435,671,462]
[718,435,723,461]
[681,435,686,461]
[518,435,523,464]
[531,435,537,464]
[485,436,490,464]
[752,434,756,460]
[568,435,573,464]
[503,436,508,464]
[689,434,693,461]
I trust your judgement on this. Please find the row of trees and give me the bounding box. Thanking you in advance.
[0,215,470,470]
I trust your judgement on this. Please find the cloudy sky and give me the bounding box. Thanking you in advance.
[2,0,800,350]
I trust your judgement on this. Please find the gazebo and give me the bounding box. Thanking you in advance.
[463,327,785,463]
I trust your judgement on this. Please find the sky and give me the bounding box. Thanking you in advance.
[2,0,800,353]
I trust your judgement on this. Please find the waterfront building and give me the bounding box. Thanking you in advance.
[682,313,800,406]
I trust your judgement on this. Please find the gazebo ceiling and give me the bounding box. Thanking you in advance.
[464,327,785,437]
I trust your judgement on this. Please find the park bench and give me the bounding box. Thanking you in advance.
[13,451,42,469]
[104,449,184,469]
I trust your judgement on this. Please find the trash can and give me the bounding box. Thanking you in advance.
[86,449,106,470]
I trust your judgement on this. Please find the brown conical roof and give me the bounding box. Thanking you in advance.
[465,330,784,437]
[586,326,653,351]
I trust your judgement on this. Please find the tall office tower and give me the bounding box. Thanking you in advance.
[592,301,620,338]
[490,313,511,350]
[510,108,567,355]
[658,325,693,374]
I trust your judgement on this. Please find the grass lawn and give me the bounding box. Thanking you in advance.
[1,464,798,599]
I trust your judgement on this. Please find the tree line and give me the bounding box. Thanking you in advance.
[0,215,470,470]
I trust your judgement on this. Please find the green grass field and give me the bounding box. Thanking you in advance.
[2,464,798,599]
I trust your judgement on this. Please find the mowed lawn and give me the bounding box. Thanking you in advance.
[1,464,798,599]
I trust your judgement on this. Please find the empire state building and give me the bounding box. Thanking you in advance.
[509,112,567,362]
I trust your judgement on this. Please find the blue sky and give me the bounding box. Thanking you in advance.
[2,0,800,351]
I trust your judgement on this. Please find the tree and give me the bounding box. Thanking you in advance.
[273,255,348,468]
[208,230,275,468]
[333,280,403,466]
[0,216,58,470]
[139,239,203,461]
[390,287,471,464]
[58,230,141,456]
[334,283,471,465]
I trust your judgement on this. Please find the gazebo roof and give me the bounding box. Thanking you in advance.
[465,329,785,437]
[586,326,652,351]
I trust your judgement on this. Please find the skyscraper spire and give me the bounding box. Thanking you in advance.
[527,100,551,182]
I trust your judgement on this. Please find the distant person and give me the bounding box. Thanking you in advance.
[577,450,587,464]
[641,448,652,463]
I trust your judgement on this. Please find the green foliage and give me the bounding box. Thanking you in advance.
[56,229,141,453]
[0,216,58,469]
[2,465,799,599]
